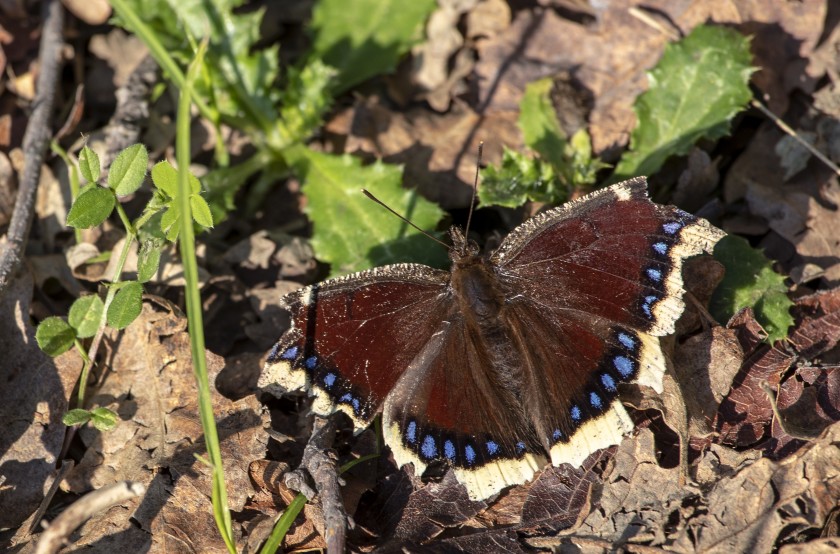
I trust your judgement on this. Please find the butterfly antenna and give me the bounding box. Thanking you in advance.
[361,189,449,249]
[462,142,483,248]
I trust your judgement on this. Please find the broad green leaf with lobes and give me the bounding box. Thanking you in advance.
[310,0,436,93]
[612,25,754,181]
[519,78,567,170]
[479,147,562,208]
[710,235,793,343]
[288,147,446,276]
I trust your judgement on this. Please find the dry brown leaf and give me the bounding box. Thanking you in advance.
[57,298,268,551]
[0,269,83,529]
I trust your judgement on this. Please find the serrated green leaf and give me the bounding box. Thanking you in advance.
[108,144,149,196]
[66,185,116,229]
[90,407,119,431]
[310,0,436,93]
[107,281,144,330]
[519,78,567,169]
[36,317,76,356]
[479,147,563,208]
[289,148,446,276]
[137,238,165,283]
[710,235,793,343]
[68,295,104,339]
[62,409,92,426]
[277,60,336,146]
[189,194,214,228]
[79,146,101,183]
[612,25,754,181]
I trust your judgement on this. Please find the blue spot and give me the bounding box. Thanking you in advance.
[351,398,361,413]
[642,295,658,317]
[516,441,526,454]
[571,405,582,421]
[280,346,298,360]
[444,440,456,460]
[590,391,603,409]
[305,356,318,370]
[653,242,668,255]
[339,393,353,404]
[486,440,500,455]
[405,421,417,444]
[323,372,337,388]
[465,444,477,465]
[552,429,562,441]
[646,268,662,282]
[601,373,617,391]
[614,356,634,378]
[617,332,635,350]
[663,222,682,235]
[421,435,437,459]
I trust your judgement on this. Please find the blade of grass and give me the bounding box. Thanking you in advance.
[176,40,235,552]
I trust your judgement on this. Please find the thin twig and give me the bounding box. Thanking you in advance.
[284,416,347,554]
[34,481,146,554]
[0,0,64,297]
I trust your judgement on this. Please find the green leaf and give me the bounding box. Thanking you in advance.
[107,281,144,330]
[310,0,436,93]
[519,78,567,170]
[160,206,181,242]
[68,295,104,339]
[289,148,446,276]
[137,238,165,283]
[710,235,794,343]
[189,194,214,228]
[36,317,76,356]
[62,409,92,426]
[108,144,149,196]
[479,147,563,208]
[151,160,200,198]
[276,59,336,146]
[66,185,116,229]
[79,146,101,183]
[90,407,119,431]
[151,161,178,198]
[612,25,754,181]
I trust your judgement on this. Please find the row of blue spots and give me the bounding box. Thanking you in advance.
[404,421,525,465]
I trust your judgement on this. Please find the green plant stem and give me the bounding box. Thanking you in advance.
[260,493,307,554]
[51,140,83,244]
[176,41,235,553]
[109,0,216,126]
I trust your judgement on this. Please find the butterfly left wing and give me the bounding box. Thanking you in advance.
[259,264,451,428]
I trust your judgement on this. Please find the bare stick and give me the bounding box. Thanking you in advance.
[283,416,347,554]
[34,481,146,554]
[0,0,64,297]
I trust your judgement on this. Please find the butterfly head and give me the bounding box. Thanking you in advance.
[448,227,480,262]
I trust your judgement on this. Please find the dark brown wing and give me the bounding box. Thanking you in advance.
[259,263,450,428]
[493,177,724,466]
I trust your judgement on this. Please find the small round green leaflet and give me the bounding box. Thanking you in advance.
[62,409,92,426]
[108,144,149,196]
[78,146,101,183]
[35,317,76,356]
[66,185,116,229]
[90,407,118,431]
[107,281,144,330]
[68,294,105,338]
[190,194,214,228]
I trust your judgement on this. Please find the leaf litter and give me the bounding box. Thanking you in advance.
[4,0,840,552]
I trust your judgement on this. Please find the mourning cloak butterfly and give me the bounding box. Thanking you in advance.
[259,177,725,500]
